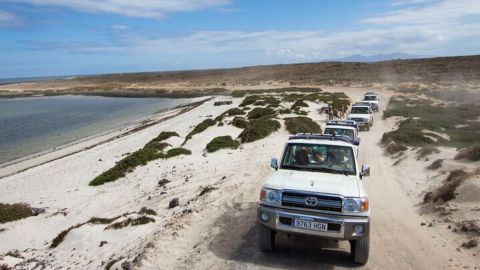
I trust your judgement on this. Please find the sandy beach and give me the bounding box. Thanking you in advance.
[0,86,479,270]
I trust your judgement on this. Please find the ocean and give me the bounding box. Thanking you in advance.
[0,95,187,164]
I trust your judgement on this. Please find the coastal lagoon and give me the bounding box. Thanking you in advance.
[0,95,187,164]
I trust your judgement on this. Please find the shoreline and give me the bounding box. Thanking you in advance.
[0,96,212,179]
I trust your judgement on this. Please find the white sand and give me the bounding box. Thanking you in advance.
[1,87,479,269]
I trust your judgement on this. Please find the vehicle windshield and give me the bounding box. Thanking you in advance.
[281,143,356,175]
[351,107,369,114]
[324,128,354,139]
[364,95,377,101]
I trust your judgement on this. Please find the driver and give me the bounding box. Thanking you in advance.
[312,149,325,164]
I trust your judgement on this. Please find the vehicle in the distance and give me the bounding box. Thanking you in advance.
[324,120,360,156]
[362,92,379,112]
[347,103,373,131]
[257,134,371,264]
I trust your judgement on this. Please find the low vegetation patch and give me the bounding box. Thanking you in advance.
[416,146,440,160]
[139,207,157,216]
[184,118,217,142]
[426,159,443,170]
[232,87,322,98]
[206,136,240,153]
[454,145,480,161]
[382,96,480,149]
[284,117,322,134]
[423,169,471,204]
[0,203,33,224]
[106,216,155,230]
[247,107,276,119]
[89,147,191,186]
[238,119,281,143]
[231,117,249,129]
[198,185,218,197]
[291,100,308,110]
[278,108,291,114]
[226,108,246,116]
[50,222,85,248]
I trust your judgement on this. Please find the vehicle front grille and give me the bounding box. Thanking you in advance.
[282,191,342,212]
[350,118,365,122]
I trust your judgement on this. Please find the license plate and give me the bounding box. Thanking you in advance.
[293,219,328,232]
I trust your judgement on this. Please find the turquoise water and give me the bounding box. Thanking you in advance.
[0,95,187,164]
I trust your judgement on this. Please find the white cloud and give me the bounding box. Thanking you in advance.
[112,20,480,60]
[365,0,480,24]
[0,9,20,27]
[111,24,130,30]
[8,0,231,18]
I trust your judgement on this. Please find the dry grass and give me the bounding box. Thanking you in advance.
[454,145,480,161]
[0,203,33,224]
[423,169,471,204]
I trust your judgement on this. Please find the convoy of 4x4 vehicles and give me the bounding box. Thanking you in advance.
[257,92,379,265]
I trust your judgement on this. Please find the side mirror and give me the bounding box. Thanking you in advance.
[353,139,360,146]
[361,164,370,177]
[270,158,278,170]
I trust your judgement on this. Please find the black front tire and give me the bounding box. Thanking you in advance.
[350,236,370,265]
[258,224,275,252]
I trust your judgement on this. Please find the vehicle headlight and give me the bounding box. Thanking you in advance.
[260,188,282,205]
[342,198,369,213]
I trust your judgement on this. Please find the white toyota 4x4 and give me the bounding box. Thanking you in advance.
[257,134,371,264]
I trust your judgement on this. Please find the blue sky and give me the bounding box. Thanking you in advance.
[0,0,479,78]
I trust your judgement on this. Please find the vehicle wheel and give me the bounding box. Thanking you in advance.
[350,236,369,265]
[258,224,275,252]
[366,125,370,131]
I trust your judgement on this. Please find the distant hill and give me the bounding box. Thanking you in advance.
[331,53,429,62]
[69,55,480,85]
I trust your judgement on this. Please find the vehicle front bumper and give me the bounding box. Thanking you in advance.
[257,204,369,240]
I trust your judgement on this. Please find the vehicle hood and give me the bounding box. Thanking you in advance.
[347,114,370,119]
[265,169,360,197]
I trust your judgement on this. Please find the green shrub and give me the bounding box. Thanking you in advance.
[144,141,170,151]
[139,207,157,216]
[226,108,246,116]
[284,117,322,134]
[416,146,440,160]
[239,119,281,143]
[427,159,443,170]
[51,223,85,248]
[247,107,276,119]
[144,131,178,150]
[185,118,217,142]
[89,217,118,224]
[279,108,292,114]
[291,100,308,110]
[231,117,249,129]
[231,90,247,97]
[106,216,155,229]
[294,109,308,116]
[151,131,179,142]
[0,203,33,224]
[454,145,480,161]
[240,95,260,106]
[89,147,191,186]
[206,136,240,152]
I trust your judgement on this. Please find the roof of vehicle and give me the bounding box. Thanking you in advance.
[352,103,371,107]
[326,120,358,129]
[364,92,378,95]
[288,133,356,146]
[324,125,356,131]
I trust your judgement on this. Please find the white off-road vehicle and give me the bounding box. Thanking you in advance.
[362,92,379,112]
[324,120,360,156]
[257,134,371,265]
[347,103,373,131]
